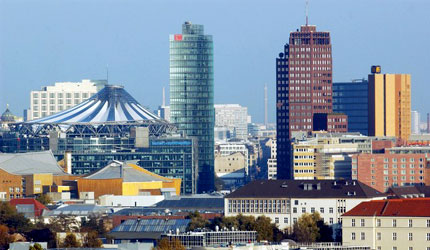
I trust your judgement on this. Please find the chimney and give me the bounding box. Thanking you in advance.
[64,151,72,174]
[427,113,430,133]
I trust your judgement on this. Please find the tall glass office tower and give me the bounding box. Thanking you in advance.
[169,22,214,192]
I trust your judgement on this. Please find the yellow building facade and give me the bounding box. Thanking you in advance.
[368,72,411,141]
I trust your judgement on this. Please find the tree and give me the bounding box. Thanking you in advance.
[35,194,52,206]
[0,224,12,250]
[29,243,44,250]
[61,233,81,248]
[155,238,185,250]
[255,216,274,241]
[292,212,331,243]
[83,231,102,248]
[292,213,319,242]
[0,202,31,233]
[186,211,209,231]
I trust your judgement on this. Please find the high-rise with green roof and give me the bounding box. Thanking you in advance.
[169,21,214,192]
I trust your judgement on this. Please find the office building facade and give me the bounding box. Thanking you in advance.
[170,22,215,192]
[276,24,333,179]
[214,104,248,140]
[368,68,411,141]
[411,110,420,134]
[27,79,106,121]
[333,80,369,135]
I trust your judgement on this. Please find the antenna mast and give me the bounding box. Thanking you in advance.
[106,64,109,84]
[264,84,268,127]
[306,0,309,26]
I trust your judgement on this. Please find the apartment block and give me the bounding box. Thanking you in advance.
[352,152,429,192]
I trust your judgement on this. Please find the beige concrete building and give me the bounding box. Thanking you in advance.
[215,152,246,188]
[342,198,430,250]
[368,71,411,141]
[28,79,106,120]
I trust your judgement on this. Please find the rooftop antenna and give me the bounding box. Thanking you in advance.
[305,0,309,26]
[106,64,109,84]
[162,87,166,107]
[264,84,268,127]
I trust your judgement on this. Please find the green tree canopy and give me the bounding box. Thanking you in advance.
[186,211,209,231]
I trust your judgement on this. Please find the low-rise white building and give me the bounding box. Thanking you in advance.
[342,198,430,250]
[266,138,277,180]
[224,180,386,236]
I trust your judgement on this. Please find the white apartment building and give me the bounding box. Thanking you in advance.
[225,180,386,235]
[266,138,277,180]
[342,198,430,250]
[214,104,248,139]
[28,79,106,120]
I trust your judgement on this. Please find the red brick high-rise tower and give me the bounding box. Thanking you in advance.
[276,24,333,179]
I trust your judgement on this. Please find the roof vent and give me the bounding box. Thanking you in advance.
[281,182,288,188]
[333,181,337,186]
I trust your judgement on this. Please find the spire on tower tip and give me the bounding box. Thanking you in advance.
[306,0,309,26]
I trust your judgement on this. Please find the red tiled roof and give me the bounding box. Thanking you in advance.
[343,198,430,217]
[9,198,49,217]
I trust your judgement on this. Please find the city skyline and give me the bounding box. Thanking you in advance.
[1,0,430,124]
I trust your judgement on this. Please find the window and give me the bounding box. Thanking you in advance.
[393,247,397,250]
[294,200,299,205]
[427,233,430,241]
[275,217,279,224]
[360,219,365,227]
[320,207,324,213]
[329,207,333,213]
[284,217,288,224]
[293,218,297,224]
[392,219,397,227]
[311,207,315,213]
[377,219,381,227]
[427,220,430,227]
[392,232,397,240]
[352,219,356,227]
[293,207,297,213]
[360,232,365,240]
[377,232,381,240]
[408,232,413,241]
[351,232,356,240]
[409,219,413,227]
[329,218,333,224]
[302,207,306,213]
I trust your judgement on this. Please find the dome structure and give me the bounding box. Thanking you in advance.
[29,85,160,124]
[10,85,176,137]
[1,105,15,123]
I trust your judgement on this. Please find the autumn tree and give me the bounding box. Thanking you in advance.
[35,194,52,206]
[0,202,31,233]
[155,238,185,250]
[186,211,209,231]
[0,224,12,250]
[255,216,274,241]
[61,233,81,248]
[292,212,332,242]
[82,231,102,248]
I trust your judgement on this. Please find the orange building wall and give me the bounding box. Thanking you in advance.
[77,178,123,198]
[0,169,23,200]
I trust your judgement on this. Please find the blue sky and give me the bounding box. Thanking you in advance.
[1,0,429,123]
